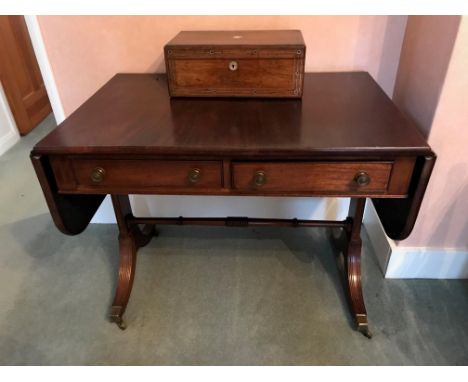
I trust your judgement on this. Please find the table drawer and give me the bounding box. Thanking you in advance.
[232,162,393,194]
[51,158,223,192]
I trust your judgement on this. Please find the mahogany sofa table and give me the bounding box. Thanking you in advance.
[31,72,435,338]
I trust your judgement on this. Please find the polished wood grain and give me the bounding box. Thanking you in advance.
[0,16,51,135]
[49,156,415,198]
[30,71,435,336]
[109,195,155,330]
[345,198,370,338]
[232,161,393,194]
[128,216,347,228]
[165,30,305,98]
[386,157,416,195]
[31,72,434,237]
[30,154,105,235]
[32,73,432,158]
[167,58,301,97]
[165,30,306,46]
[50,157,223,192]
[373,155,436,240]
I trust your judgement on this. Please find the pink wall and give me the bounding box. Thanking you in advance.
[394,16,468,250]
[393,16,460,137]
[37,15,407,116]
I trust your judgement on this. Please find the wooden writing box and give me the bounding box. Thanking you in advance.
[164,30,306,98]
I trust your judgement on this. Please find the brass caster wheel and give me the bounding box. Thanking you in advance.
[110,306,127,330]
[356,314,372,338]
[116,319,127,330]
[357,324,372,339]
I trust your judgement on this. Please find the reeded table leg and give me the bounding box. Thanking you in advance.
[345,198,372,338]
[109,195,155,330]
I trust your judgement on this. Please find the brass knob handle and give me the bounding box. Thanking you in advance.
[188,168,201,184]
[90,167,105,183]
[253,170,266,187]
[228,61,238,71]
[354,171,370,187]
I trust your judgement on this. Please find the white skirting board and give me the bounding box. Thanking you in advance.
[91,195,351,225]
[0,83,20,156]
[0,129,20,157]
[384,246,468,279]
[363,200,468,279]
[95,196,468,279]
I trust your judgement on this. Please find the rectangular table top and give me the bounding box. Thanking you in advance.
[33,72,431,158]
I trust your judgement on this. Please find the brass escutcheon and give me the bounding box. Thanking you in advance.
[90,167,105,183]
[354,171,370,186]
[229,61,238,71]
[253,170,266,187]
[188,168,201,183]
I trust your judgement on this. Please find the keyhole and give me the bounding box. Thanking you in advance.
[229,61,238,71]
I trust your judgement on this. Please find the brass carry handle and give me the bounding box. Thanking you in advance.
[188,168,201,184]
[253,170,267,187]
[90,167,105,183]
[354,171,370,187]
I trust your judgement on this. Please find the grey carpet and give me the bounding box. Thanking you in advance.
[0,115,467,365]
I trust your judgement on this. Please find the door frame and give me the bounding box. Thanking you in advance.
[24,15,65,124]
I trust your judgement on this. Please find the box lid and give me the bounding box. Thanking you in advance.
[165,30,305,47]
